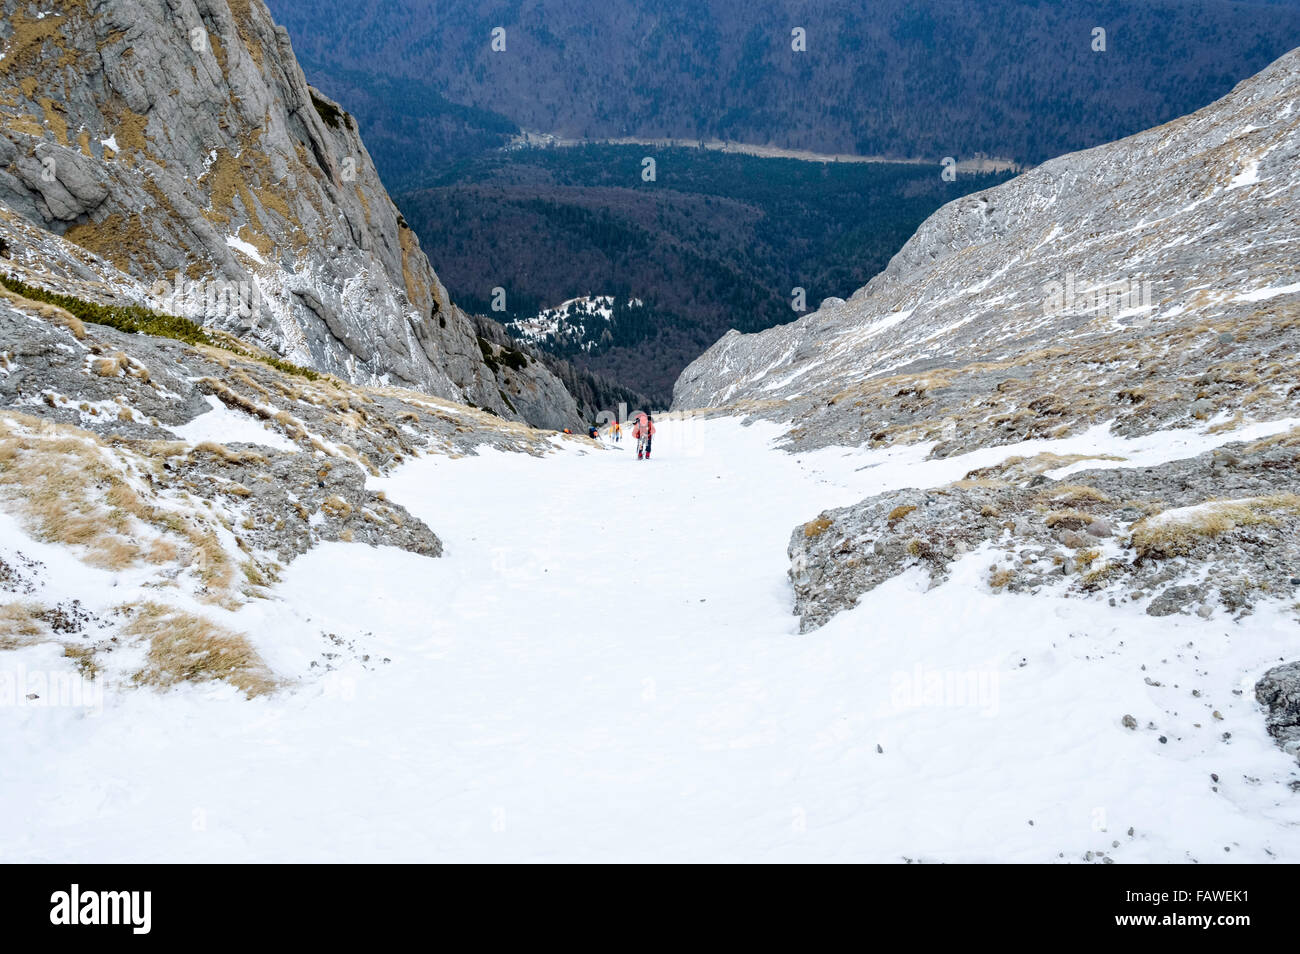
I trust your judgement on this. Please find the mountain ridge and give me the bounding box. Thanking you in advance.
[673,46,1300,452]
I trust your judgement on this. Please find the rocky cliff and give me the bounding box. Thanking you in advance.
[0,0,582,428]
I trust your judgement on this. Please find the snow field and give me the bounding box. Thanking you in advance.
[2,416,1298,861]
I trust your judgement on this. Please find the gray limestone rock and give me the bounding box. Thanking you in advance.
[0,0,582,429]
[1256,663,1300,760]
[786,437,1300,632]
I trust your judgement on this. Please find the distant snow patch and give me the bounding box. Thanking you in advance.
[225,235,267,265]
[1234,282,1300,303]
[198,149,218,180]
[508,295,641,351]
[1229,158,1261,189]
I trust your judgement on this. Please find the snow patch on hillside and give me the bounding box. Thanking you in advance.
[224,235,267,266]
[170,396,298,451]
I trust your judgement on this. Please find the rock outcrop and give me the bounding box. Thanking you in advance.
[470,312,654,427]
[0,0,582,428]
[469,312,582,431]
[788,430,1300,632]
[1256,663,1300,761]
[0,187,592,692]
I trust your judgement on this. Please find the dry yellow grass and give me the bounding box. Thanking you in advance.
[1042,484,1112,506]
[91,352,128,377]
[197,346,233,370]
[272,410,308,441]
[321,495,353,519]
[803,515,833,538]
[1206,413,1245,434]
[1044,509,1095,530]
[0,286,86,338]
[146,537,179,564]
[199,377,272,419]
[966,452,1126,484]
[63,644,100,678]
[0,413,137,568]
[0,600,46,648]
[192,441,268,467]
[1130,494,1300,558]
[0,602,104,677]
[0,10,67,79]
[1080,560,1120,588]
[0,411,236,593]
[233,369,270,399]
[887,504,918,525]
[240,559,270,587]
[1244,427,1300,452]
[950,477,1011,490]
[125,602,276,697]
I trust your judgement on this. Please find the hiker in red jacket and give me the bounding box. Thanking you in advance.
[633,412,655,460]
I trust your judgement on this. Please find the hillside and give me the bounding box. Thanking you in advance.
[674,46,1300,641]
[259,0,1300,404]
[673,50,1300,450]
[0,0,585,428]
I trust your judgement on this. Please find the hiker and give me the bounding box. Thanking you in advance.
[633,412,655,460]
[611,420,622,442]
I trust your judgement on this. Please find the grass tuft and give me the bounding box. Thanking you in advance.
[1130,494,1300,559]
[126,602,276,697]
[803,515,832,538]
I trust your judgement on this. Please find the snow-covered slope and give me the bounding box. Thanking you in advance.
[4,416,1299,862]
[673,48,1300,458]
